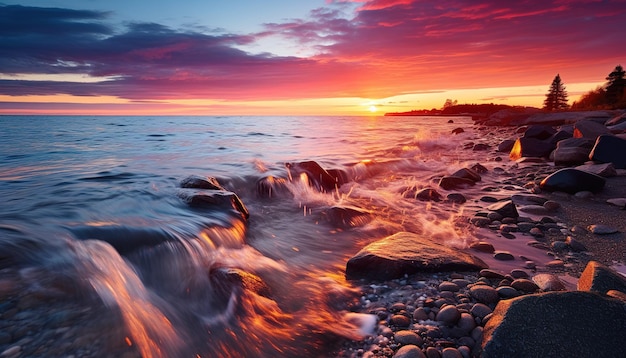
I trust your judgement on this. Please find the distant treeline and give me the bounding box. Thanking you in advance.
[385,103,515,116]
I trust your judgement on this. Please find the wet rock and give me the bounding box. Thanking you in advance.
[178,189,250,219]
[439,176,475,190]
[451,168,481,183]
[565,236,587,252]
[517,205,548,215]
[487,200,519,218]
[406,188,443,202]
[256,175,292,198]
[472,143,490,151]
[470,303,492,320]
[510,279,539,293]
[439,282,460,292]
[441,347,463,358]
[578,261,626,295]
[575,163,617,177]
[345,232,487,281]
[572,119,611,139]
[445,193,466,204]
[390,314,411,328]
[589,134,626,168]
[479,269,505,279]
[393,345,426,358]
[470,163,488,174]
[496,286,520,299]
[320,206,372,229]
[539,168,606,194]
[587,224,618,234]
[510,194,547,206]
[482,291,626,358]
[70,226,176,255]
[469,242,495,253]
[286,161,345,191]
[493,251,514,261]
[509,137,554,160]
[180,175,223,190]
[452,127,464,135]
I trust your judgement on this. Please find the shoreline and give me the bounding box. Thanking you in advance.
[335,115,626,357]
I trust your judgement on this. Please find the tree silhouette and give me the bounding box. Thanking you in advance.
[543,74,569,111]
[605,64,626,108]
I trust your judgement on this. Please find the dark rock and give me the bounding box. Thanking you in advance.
[470,303,492,320]
[452,127,464,135]
[180,175,224,190]
[487,200,519,218]
[469,242,495,253]
[522,125,556,140]
[482,291,626,358]
[390,314,411,328]
[565,236,587,252]
[437,305,461,325]
[472,143,490,151]
[445,193,466,204]
[553,138,594,166]
[539,168,605,194]
[209,267,271,298]
[497,139,516,153]
[70,226,175,255]
[575,163,617,177]
[479,269,506,279]
[439,176,476,190]
[469,285,499,304]
[470,163,488,174]
[578,261,626,295]
[495,286,520,299]
[178,190,250,219]
[493,251,514,261]
[394,345,426,358]
[547,129,573,146]
[286,161,345,191]
[405,187,443,201]
[394,330,424,346]
[510,194,547,206]
[573,119,611,139]
[345,232,488,281]
[587,224,618,234]
[451,168,481,182]
[509,137,554,160]
[256,175,292,198]
[589,134,626,168]
[320,206,372,229]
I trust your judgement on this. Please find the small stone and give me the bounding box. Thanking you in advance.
[446,193,467,204]
[394,330,424,346]
[470,241,495,253]
[470,216,491,227]
[441,347,463,358]
[439,282,461,292]
[479,269,506,279]
[543,200,561,211]
[511,279,540,292]
[588,224,619,235]
[529,227,544,237]
[510,269,529,279]
[496,286,520,299]
[437,305,461,325]
[493,251,515,261]
[546,260,565,269]
[413,307,429,321]
[565,236,587,252]
[425,346,441,358]
[518,205,549,215]
[390,314,411,328]
[523,260,537,269]
[607,198,626,208]
[394,344,426,358]
[469,285,499,304]
[551,241,568,252]
[470,303,493,320]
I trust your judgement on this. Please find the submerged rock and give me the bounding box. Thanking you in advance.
[286,161,347,192]
[70,226,176,255]
[539,168,605,194]
[481,291,626,357]
[345,232,487,281]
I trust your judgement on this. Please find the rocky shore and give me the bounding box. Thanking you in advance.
[335,109,626,358]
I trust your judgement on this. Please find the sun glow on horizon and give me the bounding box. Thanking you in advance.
[368,105,378,113]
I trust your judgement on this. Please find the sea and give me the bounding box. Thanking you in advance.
[0,115,499,357]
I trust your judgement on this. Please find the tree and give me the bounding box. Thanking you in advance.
[543,74,569,111]
[571,86,606,110]
[605,64,626,108]
[442,98,457,110]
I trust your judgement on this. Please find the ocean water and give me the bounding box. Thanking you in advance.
[0,115,494,357]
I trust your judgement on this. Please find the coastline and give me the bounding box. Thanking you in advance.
[335,110,626,358]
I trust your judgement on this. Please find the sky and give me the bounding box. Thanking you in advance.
[1,0,625,116]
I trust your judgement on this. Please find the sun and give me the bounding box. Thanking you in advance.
[368,105,378,113]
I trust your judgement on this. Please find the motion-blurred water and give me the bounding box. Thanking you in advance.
[0,115,488,357]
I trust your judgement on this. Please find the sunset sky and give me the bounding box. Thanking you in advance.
[1,0,625,115]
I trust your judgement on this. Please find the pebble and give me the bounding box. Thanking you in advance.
[496,286,520,299]
[413,307,429,321]
[441,347,463,358]
[394,331,423,346]
[606,198,626,208]
[436,305,461,325]
[550,241,568,252]
[545,260,565,269]
[469,285,499,304]
[479,269,505,279]
[509,269,529,279]
[438,282,460,292]
[469,241,494,253]
[529,227,544,237]
[523,260,536,269]
[390,315,411,328]
[493,251,515,261]
[425,347,441,358]
[470,303,492,320]
[393,344,426,358]
[543,200,561,211]
[587,224,619,235]
[565,236,587,252]
[510,279,539,293]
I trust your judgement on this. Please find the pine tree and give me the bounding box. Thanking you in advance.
[543,74,569,111]
[605,64,626,108]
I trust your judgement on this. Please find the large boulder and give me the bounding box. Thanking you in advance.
[539,168,605,194]
[573,119,611,139]
[552,138,594,166]
[345,232,488,281]
[589,134,626,168]
[577,260,626,295]
[509,137,553,160]
[481,291,626,357]
[522,125,556,140]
